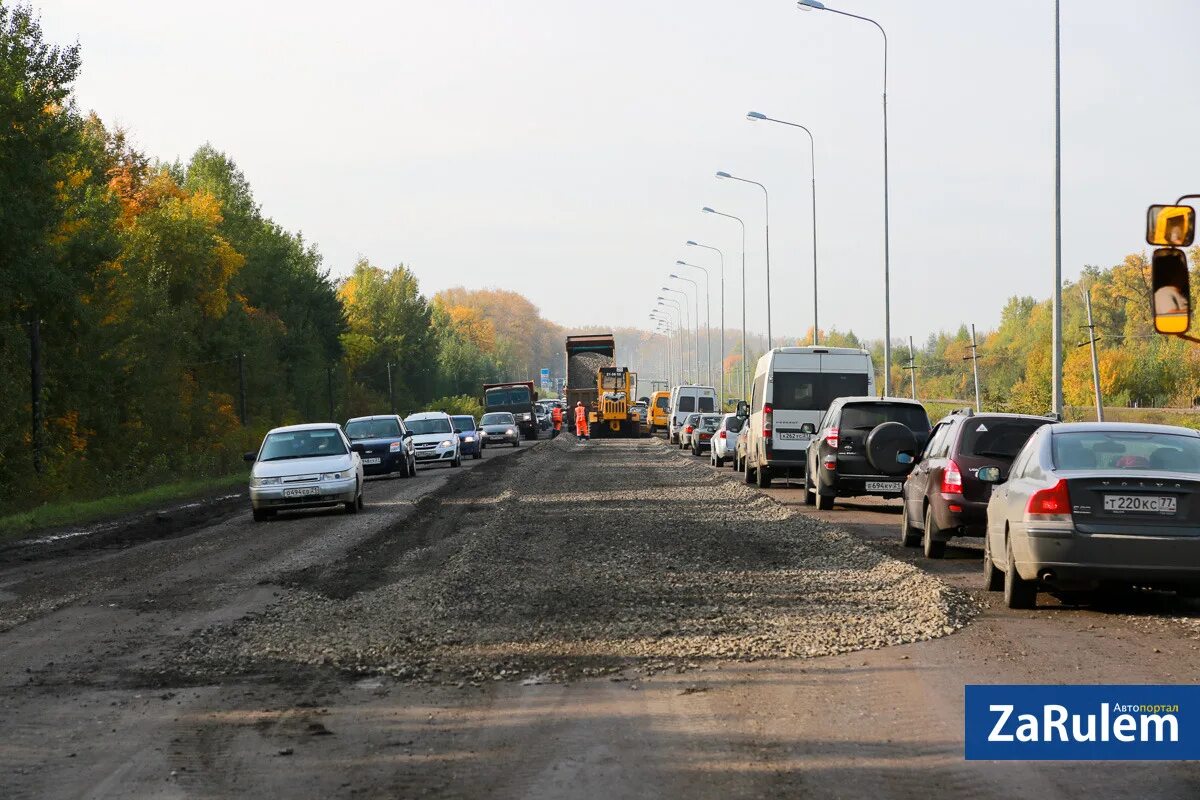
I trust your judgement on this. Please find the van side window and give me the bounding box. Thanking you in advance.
[752,374,766,412]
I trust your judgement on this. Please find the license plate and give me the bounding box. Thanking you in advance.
[362,457,382,465]
[282,487,320,498]
[777,432,811,442]
[866,481,902,493]
[1104,495,1177,515]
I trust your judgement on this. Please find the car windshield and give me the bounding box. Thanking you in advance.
[482,413,515,425]
[485,387,531,407]
[405,417,452,435]
[771,372,870,411]
[687,414,701,425]
[725,416,745,432]
[344,418,402,440]
[840,403,931,433]
[1052,430,1200,472]
[960,418,1048,460]
[451,416,476,432]
[258,429,347,461]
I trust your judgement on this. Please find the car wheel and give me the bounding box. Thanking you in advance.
[983,534,1004,591]
[899,500,921,547]
[756,463,772,489]
[409,456,417,476]
[922,506,946,559]
[252,508,269,523]
[357,490,365,510]
[1003,536,1037,609]
[345,488,360,514]
[804,475,816,506]
[514,439,520,448]
[453,452,462,467]
[473,451,481,460]
[744,461,756,485]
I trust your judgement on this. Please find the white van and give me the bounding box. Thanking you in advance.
[667,385,719,444]
[740,347,874,488]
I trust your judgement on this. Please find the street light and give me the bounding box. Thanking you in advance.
[796,0,892,393]
[662,286,697,383]
[716,170,772,349]
[674,260,712,389]
[747,111,820,345]
[669,274,702,386]
[650,312,674,386]
[657,297,687,383]
[685,240,726,406]
[702,206,748,401]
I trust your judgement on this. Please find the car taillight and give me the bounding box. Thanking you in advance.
[762,404,773,439]
[685,425,694,433]
[940,459,963,494]
[1026,479,1072,519]
[825,427,839,449]
[719,430,727,439]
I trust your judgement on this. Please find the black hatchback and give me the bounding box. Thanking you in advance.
[344,415,416,478]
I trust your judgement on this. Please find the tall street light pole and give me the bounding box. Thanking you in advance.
[686,240,725,406]
[1052,0,1064,418]
[675,260,712,389]
[746,111,820,345]
[656,301,685,384]
[702,207,748,401]
[798,0,891,392]
[651,313,673,386]
[662,286,696,383]
[716,171,772,349]
[669,274,702,385]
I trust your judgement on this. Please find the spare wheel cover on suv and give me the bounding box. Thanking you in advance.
[865,421,917,476]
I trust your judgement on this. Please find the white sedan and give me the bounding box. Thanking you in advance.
[710,413,744,467]
[245,423,364,522]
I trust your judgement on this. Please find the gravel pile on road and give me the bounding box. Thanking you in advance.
[179,435,975,683]
[567,351,613,389]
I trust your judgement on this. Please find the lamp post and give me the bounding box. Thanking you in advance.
[651,313,673,386]
[668,275,702,386]
[675,260,712,389]
[1052,0,1063,418]
[746,111,820,345]
[657,297,687,383]
[797,0,891,391]
[716,171,772,349]
[662,286,697,383]
[686,240,725,406]
[702,206,748,401]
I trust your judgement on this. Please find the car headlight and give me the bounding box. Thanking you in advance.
[440,440,453,448]
[463,436,475,442]
[519,413,531,420]
[321,472,348,481]
[507,428,515,435]
[251,476,281,487]
[389,441,402,452]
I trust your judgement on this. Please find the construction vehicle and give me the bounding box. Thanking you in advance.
[591,366,642,438]
[563,333,642,437]
[565,334,615,431]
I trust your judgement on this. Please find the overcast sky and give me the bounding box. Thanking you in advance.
[36,0,1200,342]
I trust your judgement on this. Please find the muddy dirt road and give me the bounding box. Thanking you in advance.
[3,436,1200,799]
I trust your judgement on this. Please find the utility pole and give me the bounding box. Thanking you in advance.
[236,352,247,426]
[386,362,395,414]
[326,367,335,421]
[1081,286,1104,421]
[964,324,982,413]
[904,336,918,401]
[28,315,42,475]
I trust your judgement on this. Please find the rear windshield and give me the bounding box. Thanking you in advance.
[1052,430,1200,472]
[481,413,516,425]
[344,418,402,440]
[259,429,347,461]
[960,418,1048,460]
[771,372,870,411]
[405,417,452,435]
[678,396,695,412]
[725,416,745,432]
[698,396,716,412]
[485,387,531,407]
[840,403,930,433]
[451,416,476,432]
[655,396,669,409]
[700,415,722,428]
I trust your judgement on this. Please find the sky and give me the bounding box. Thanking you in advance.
[34,0,1200,343]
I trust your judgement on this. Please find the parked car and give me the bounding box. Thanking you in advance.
[711,413,744,467]
[451,415,483,459]
[668,385,718,444]
[679,413,701,450]
[245,423,364,522]
[690,414,723,456]
[647,390,671,434]
[479,412,521,447]
[343,415,416,478]
[535,404,553,433]
[901,408,1052,558]
[804,397,932,510]
[981,422,1200,609]
[404,412,462,468]
[742,346,875,489]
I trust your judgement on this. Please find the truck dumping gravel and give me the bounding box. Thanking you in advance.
[567,350,613,389]
[180,436,975,683]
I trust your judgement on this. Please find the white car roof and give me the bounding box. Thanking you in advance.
[406,411,451,420]
[266,422,342,435]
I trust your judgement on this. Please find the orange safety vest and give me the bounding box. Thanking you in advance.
[551,407,563,428]
[574,405,588,432]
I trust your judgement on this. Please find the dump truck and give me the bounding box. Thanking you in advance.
[563,334,642,437]
[482,381,539,439]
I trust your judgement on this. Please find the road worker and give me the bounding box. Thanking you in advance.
[574,402,589,441]
[551,404,563,437]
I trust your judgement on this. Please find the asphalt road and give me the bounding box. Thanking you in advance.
[2,434,1200,799]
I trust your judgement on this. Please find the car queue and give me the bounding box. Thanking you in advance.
[663,345,1200,611]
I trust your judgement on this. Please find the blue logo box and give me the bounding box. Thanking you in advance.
[965,685,1199,760]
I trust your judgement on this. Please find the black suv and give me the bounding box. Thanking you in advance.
[343,415,417,478]
[805,397,931,510]
[900,408,1053,558]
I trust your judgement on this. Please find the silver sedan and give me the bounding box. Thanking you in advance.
[981,422,1200,608]
[480,412,521,448]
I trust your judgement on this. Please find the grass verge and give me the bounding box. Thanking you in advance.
[0,472,247,544]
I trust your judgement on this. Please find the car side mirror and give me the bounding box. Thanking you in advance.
[243,451,257,463]
[1151,247,1191,334]
[403,430,413,438]
[800,423,816,435]
[977,466,1003,483]
[1147,204,1195,247]
[736,400,750,418]
[350,443,365,453]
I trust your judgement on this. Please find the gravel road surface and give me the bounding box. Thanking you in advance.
[2,434,1199,799]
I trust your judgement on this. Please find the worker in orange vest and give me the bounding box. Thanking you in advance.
[574,402,589,441]
[550,405,563,438]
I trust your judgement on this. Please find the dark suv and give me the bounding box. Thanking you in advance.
[900,408,1053,558]
[805,397,931,510]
